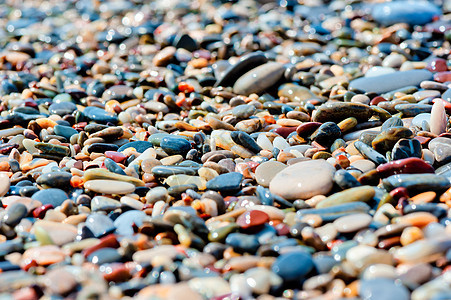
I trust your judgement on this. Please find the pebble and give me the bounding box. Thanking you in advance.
[205,172,243,193]
[270,159,335,200]
[349,70,433,94]
[316,186,375,209]
[31,189,68,207]
[255,161,286,187]
[233,62,285,96]
[0,0,447,298]
[372,1,441,26]
[333,213,372,233]
[360,278,410,300]
[271,251,314,282]
[84,180,136,194]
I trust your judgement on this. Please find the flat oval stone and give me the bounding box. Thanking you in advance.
[394,104,432,117]
[372,1,441,26]
[160,136,192,156]
[233,62,285,96]
[36,171,72,190]
[84,180,135,194]
[206,172,243,193]
[151,166,197,177]
[376,157,435,178]
[87,143,119,154]
[90,196,121,212]
[278,83,318,102]
[269,159,335,201]
[3,202,28,227]
[83,106,118,124]
[313,102,372,123]
[349,70,433,94]
[48,102,77,116]
[215,52,268,88]
[117,141,153,153]
[54,125,78,140]
[83,168,145,187]
[33,220,77,246]
[382,174,450,193]
[22,245,66,265]
[231,104,256,119]
[236,210,269,230]
[316,186,375,209]
[225,232,259,253]
[255,161,287,187]
[333,213,372,233]
[271,251,314,282]
[31,188,68,207]
[88,248,122,265]
[298,202,371,222]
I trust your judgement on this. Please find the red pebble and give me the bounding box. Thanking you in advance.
[22,259,38,272]
[413,136,431,146]
[32,204,53,219]
[236,210,269,230]
[245,161,259,172]
[105,151,127,163]
[296,122,322,136]
[274,126,297,138]
[370,96,386,106]
[73,122,87,131]
[376,157,435,178]
[434,71,451,83]
[274,223,290,236]
[100,263,131,282]
[22,100,38,109]
[82,234,120,258]
[390,187,409,200]
[427,58,448,72]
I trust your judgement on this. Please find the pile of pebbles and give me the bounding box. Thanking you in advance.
[0,0,450,299]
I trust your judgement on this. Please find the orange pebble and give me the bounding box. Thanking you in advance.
[178,82,195,93]
[263,115,276,124]
[410,191,436,204]
[0,161,10,172]
[70,175,84,188]
[394,212,438,227]
[344,280,359,298]
[35,118,57,128]
[400,226,423,246]
[336,154,350,169]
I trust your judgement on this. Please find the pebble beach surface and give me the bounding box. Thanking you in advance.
[0,0,450,299]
